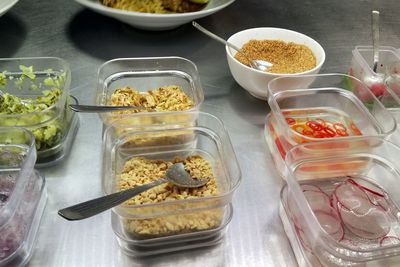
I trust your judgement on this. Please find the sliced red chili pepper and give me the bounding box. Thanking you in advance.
[312,131,326,138]
[315,118,326,127]
[336,129,349,136]
[350,123,362,135]
[302,129,313,136]
[306,120,323,131]
[333,123,347,132]
[293,125,305,134]
[347,178,385,197]
[322,127,336,137]
[285,117,296,125]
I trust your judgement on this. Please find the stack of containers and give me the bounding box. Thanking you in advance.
[0,127,47,267]
[264,73,396,177]
[264,73,400,266]
[96,57,241,256]
[0,57,79,167]
[281,138,400,266]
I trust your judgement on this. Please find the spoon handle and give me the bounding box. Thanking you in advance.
[372,10,380,72]
[192,21,242,53]
[58,178,167,221]
[69,104,147,113]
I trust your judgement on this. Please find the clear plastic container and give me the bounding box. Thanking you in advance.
[265,73,396,177]
[377,61,400,146]
[95,57,204,126]
[102,111,241,256]
[348,47,400,146]
[280,137,400,266]
[348,46,400,100]
[0,57,79,167]
[0,127,47,267]
[112,204,233,257]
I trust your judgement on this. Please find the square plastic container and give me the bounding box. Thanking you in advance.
[0,127,47,267]
[102,111,241,256]
[280,137,400,266]
[348,46,400,100]
[0,57,79,167]
[265,73,396,177]
[95,57,204,127]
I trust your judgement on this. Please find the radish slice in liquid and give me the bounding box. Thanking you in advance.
[301,184,324,193]
[334,180,391,239]
[314,209,344,241]
[304,190,332,214]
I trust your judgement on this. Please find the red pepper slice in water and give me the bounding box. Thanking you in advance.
[315,118,326,127]
[302,129,313,136]
[333,123,348,133]
[286,117,296,125]
[293,125,305,134]
[306,120,323,131]
[323,127,337,137]
[336,129,349,136]
[312,131,326,138]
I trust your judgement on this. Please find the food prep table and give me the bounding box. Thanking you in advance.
[1,0,400,266]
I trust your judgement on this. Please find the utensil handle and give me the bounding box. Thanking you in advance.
[372,10,380,72]
[192,21,242,53]
[58,179,167,221]
[69,104,146,113]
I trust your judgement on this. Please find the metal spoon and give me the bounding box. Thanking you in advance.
[58,163,208,221]
[69,104,149,113]
[192,21,273,72]
[372,10,380,73]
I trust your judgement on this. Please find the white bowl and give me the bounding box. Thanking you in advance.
[226,27,325,100]
[74,0,235,31]
[0,0,19,17]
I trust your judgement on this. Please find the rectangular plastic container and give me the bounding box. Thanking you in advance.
[0,57,79,167]
[0,127,47,267]
[102,111,241,256]
[280,137,400,266]
[348,46,400,100]
[95,57,204,127]
[265,73,396,177]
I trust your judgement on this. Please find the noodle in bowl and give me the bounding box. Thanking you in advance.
[100,0,207,14]
[74,0,235,30]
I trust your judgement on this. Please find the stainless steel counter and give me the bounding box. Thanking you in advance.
[1,0,400,266]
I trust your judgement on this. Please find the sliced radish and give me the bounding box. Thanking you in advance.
[304,190,332,213]
[380,236,400,246]
[333,179,386,215]
[314,209,343,241]
[301,184,323,193]
[348,178,390,211]
[334,179,391,239]
[338,203,390,239]
[347,178,384,198]
[364,190,390,212]
[334,181,370,212]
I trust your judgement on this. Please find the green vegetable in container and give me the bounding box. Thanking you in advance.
[0,65,68,151]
